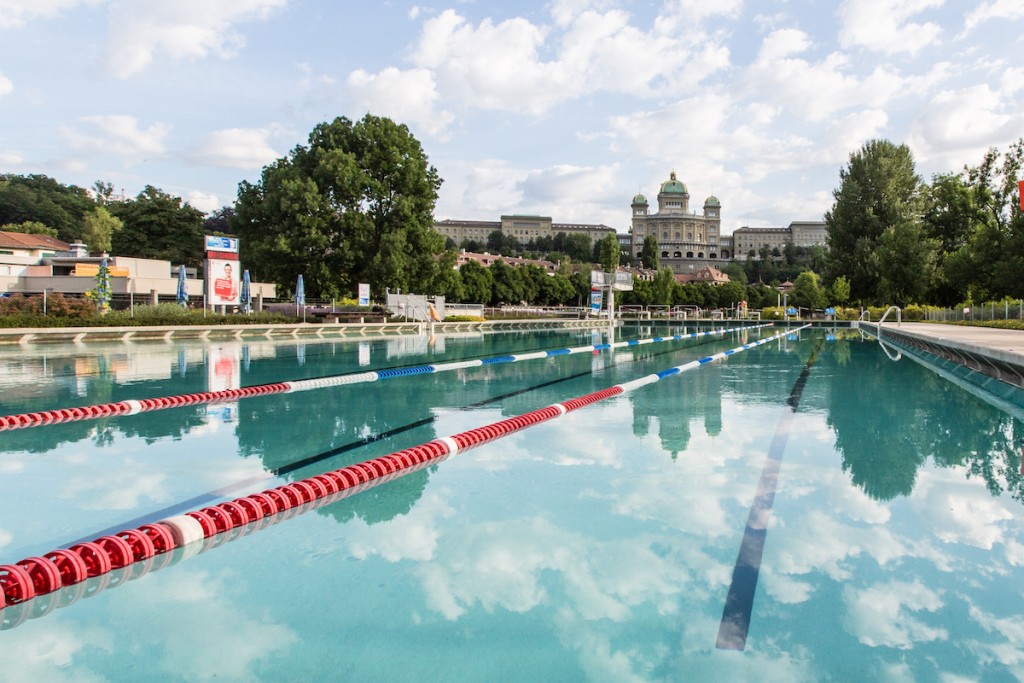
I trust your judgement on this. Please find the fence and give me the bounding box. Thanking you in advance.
[925,301,1024,323]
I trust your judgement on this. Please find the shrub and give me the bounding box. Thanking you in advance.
[442,315,486,322]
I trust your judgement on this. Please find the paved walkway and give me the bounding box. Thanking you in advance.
[877,321,1024,366]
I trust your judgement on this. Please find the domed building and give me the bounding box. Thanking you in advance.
[630,171,728,272]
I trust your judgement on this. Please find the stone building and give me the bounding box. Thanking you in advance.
[629,171,727,274]
[434,215,616,246]
[732,221,828,260]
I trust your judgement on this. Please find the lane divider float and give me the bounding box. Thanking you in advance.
[0,324,771,432]
[0,324,806,617]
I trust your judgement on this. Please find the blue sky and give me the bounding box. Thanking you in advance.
[0,0,1021,235]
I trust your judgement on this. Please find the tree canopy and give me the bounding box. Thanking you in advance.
[825,140,925,303]
[232,114,444,299]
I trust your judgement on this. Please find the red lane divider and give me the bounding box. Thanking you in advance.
[0,385,623,612]
[0,382,295,433]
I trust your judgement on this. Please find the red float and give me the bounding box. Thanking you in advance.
[116,529,156,561]
[185,509,218,537]
[235,497,265,522]
[68,542,112,578]
[95,535,135,569]
[17,557,63,596]
[138,523,175,553]
[43,549,89,586]
[0,563,37,604]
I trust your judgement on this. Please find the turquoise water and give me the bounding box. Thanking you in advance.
[1,324,1023,681]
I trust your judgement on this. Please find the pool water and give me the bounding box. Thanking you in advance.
[1,324,1023,681]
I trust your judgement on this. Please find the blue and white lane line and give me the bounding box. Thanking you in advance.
[615,324,811,394]
[284,323,774,392]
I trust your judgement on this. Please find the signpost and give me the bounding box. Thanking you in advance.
[204,235,240,311]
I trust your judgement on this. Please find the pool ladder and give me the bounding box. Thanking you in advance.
[876,306,902,361]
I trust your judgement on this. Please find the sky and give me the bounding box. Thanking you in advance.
[0,0,1021,236]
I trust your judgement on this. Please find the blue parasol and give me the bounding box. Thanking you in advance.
[176,265,188,307]
[240,269,251,313]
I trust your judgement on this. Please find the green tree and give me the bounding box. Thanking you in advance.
[639,235,659,269]
[233,114,443,299]
[825,139,924,303]
[595,233,620,273]
[109,186,206,266]
[828,275,851,306]
[489,259,524,305]
[0,174,94,243]
[458,259,493,304]
[651,267,676,306]
[540,273,575,305]
[486,230,521,255]
[0,220,58,237]
[877,220,937,305]
[555,232,592,262]
[791,271,827,310]
[81,206,123,253]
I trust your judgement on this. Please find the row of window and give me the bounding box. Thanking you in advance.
[637,250,732,259]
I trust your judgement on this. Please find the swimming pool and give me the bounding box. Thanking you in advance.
[1,323,1023,681]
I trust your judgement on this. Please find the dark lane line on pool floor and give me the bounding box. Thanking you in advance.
[64,334,745,549]
[715,335,824,651]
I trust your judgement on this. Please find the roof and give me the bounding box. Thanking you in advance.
[659,170,688,195]
[0,231,71,251]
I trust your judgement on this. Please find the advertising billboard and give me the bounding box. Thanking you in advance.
[205,235,239,253]
[208,258,240,306]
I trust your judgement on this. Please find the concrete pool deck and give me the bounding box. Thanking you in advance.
[863,320,1024,388]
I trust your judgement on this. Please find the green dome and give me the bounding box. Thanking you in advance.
[632,193,648,204]
[660,170,688,195]
[705,195,720,206]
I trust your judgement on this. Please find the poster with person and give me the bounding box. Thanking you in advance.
[208,258,240,306]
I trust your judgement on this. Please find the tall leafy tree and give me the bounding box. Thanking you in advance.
[232,114,443,299]
[595,233,620,272]
[639,235,660,269]
[109,186,206,267]
[951,138,1024,300]
[877,220,937,305]
[458,259,493,304]
[825,139,924,303]
[81,206,123,253]
[489,259,524,305]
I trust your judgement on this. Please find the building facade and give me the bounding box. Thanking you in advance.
[732,221,828,260]
[434,215,616,247]
[629,171,727,274]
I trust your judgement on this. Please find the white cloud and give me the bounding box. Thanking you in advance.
[0,71,12,97]
[0,0,98,29]
[187,190,221,213]
[963,0,1020,34]
[346,67,454,138]
[843,580,948,648]
[907,84,1023,170]
[838,0,944,55]
[757,28,814,62]
[188,126,281,169]
[407,7,729,117]
[99,0,286,78]
[59,115,170,160]
[745,36,909,122]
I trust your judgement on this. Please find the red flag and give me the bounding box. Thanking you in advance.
[1019,180,1024,211]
